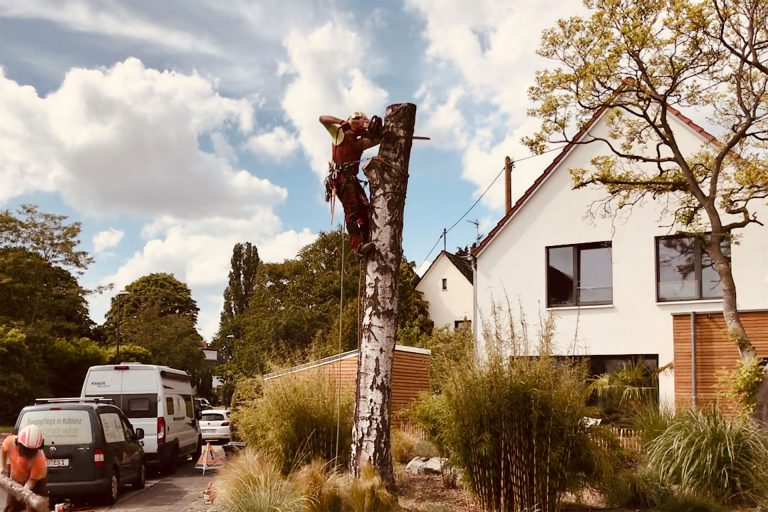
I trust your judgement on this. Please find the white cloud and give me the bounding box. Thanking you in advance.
[0,58,284,219]
[245,126,299,160]
[211,132,237,161]
[280,21,389,180]
[93,228,124,253]
[93,218,317,340]
[0,0,222,55]
[415,85,467,150]
[406,0,586,119]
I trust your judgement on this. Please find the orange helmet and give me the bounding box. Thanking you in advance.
[18,424,43,449]
[347,112,370,134]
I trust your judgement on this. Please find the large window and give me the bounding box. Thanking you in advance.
[656,235,730,301]
[546,242,613,307]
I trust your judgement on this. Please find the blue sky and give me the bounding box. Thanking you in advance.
[0,0,587,340]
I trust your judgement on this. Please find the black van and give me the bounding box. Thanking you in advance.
[14,398,145,504]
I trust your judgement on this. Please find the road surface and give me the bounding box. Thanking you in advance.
[0,457,218,512]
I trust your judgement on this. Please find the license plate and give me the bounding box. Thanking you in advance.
[47,458,70,468]
[202,429,215,433]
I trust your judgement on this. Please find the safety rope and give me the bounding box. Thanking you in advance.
[334,224,344,463]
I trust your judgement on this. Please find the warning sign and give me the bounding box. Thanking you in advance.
[195,443,225,473]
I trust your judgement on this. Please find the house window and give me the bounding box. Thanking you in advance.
[454,319,471,330]
[656,235,729,301]
[442,278,447,290]
[546,242,612,307]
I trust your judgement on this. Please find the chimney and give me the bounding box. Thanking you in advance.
[504,156,512,214]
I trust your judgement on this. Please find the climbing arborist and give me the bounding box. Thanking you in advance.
[319,111,383,258]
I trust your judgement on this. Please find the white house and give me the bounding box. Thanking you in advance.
[417,250,473,330]
[472,106,768,408]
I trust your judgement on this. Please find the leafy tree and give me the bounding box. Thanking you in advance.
[221,242,260,323]
[0,247,92,338]
[0,204,93,273]
[214,242,261,365]
[104,273,204,378]
[0,327,44,424]
[42,337,109,398]
[525,0,768,362]
[226,231,432,378]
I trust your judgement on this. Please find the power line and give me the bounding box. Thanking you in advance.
[417,145,565,268]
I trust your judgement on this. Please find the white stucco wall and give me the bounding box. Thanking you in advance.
[474,111,768,407]
[417,253,473,329]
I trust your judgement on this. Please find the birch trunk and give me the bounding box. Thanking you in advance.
[351,103,416,487]
[0,475,49,512]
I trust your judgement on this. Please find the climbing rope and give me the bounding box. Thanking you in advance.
[334,224,344,463]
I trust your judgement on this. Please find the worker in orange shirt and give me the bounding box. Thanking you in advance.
[1,424,47,512]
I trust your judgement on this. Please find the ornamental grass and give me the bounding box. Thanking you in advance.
[646,405,768,507]
[231,370,353,474]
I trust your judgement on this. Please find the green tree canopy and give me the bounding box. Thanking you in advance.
[104,273,204,377]
[0,204,94,273]
[0,247,92,338]
[226,231,432,377]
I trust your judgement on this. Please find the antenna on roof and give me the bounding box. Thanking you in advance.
[467,219,480,243]
[442,228,447,252]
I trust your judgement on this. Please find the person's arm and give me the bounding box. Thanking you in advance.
[0,437,10,476]
[319,115,348,146]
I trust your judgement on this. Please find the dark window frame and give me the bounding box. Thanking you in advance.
[655,235,730,302]
[546,241,613,308]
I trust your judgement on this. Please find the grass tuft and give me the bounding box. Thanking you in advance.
[647,405,768,507]
[215,449,307,512]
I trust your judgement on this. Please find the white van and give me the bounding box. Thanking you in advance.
[81,363,202,472]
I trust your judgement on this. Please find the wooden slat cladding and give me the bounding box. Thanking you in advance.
[673,310,768,412]
[266,348,431,419]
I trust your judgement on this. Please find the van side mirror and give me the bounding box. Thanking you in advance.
[135,428,145,440]
[195,407,202,420]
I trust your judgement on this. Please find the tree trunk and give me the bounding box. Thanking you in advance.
[706,230,755,361]
[351,103,416,487]
[0,475,49,512]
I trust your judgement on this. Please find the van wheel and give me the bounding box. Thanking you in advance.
[103,469,119,504]
[133,462,146,490]
[193,437,202,461]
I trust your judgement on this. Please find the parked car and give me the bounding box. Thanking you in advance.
[14,398,145,505]
[81,363,202,473]
[194,397,213,410]
[199,409,231,443]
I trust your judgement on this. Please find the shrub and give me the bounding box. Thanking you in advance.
[390,429,417,464]
[230,371,353,474]
[438,314,602,512]
[291,459,344,512]
[658,493,727,512]
[338,463,396,512]
[646,405,768,507]
[402,392,450,455]
[601,466,671,509]
[630,401,674,449]
[215,449,306,512]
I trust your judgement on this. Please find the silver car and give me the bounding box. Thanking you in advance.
[199,409,231,443]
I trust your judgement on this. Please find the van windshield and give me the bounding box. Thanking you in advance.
[19,410,93,445]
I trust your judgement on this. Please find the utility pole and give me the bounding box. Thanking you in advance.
[351,103,416,487]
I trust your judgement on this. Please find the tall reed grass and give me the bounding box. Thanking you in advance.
[433,313,607,512]
[231,371,353,474]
